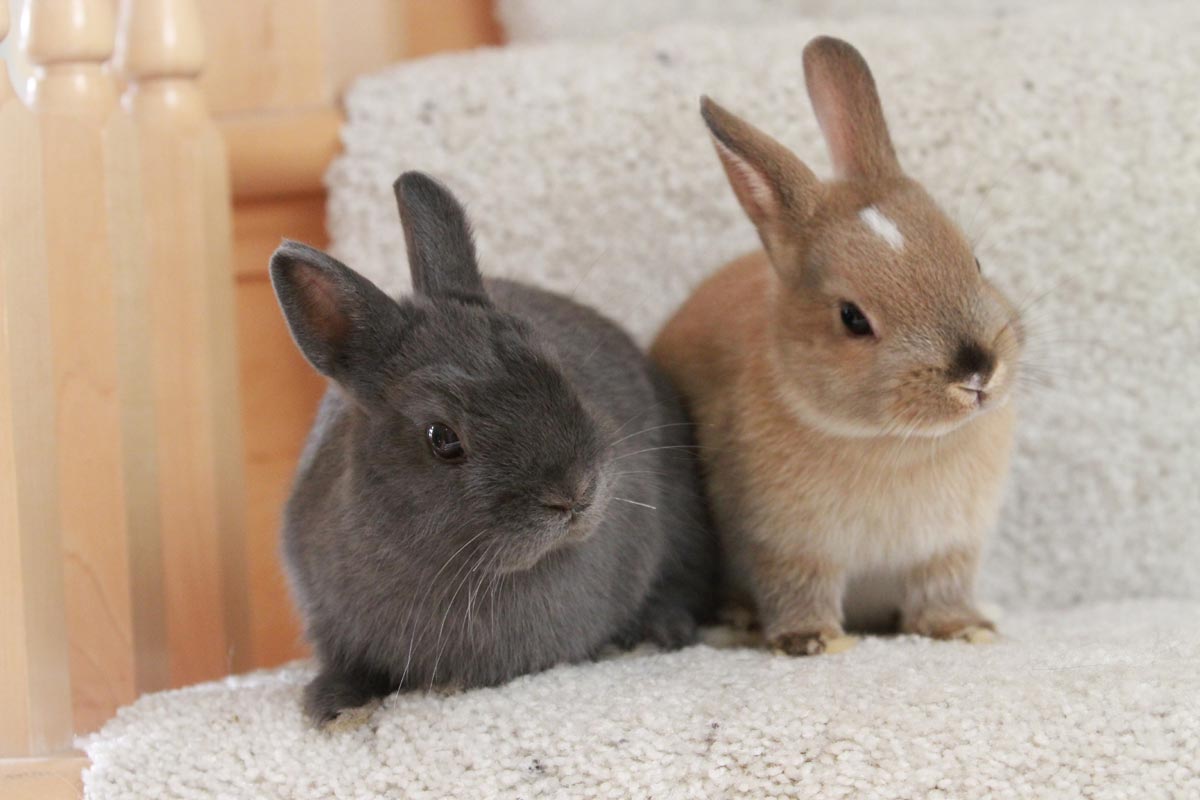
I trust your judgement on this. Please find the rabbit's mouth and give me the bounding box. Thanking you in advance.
[493,509,602,574]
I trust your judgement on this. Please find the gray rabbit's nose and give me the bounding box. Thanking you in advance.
[542,497,592,517]
[541,473,599,518]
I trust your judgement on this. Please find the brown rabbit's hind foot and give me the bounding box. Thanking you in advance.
[953,624,997,644]
[717,602,760,631]
[700,625,763,649]
[700,599,765,647]
[769,628,858,656]
[902,609,996,644]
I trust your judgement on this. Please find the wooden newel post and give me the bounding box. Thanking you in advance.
[116,0,253,682]
[20,0,162,735]
[0,0,75,758]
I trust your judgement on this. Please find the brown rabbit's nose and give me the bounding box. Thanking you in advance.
[954,373,988,407]
[950,341,996,383]
[948,341,998,409]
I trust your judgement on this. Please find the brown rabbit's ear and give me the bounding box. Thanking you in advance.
[700,97,821,251]
[803,36,901,180]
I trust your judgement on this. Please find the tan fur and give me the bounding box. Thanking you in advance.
[652,37,1021,652]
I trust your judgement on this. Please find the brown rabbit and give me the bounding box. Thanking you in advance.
[652,36,1023,655]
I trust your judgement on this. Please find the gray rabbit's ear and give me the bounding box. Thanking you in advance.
[269,240,408,390]
[393,171,489,305]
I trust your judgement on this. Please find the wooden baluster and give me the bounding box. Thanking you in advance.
[116,0,253,681]
[22,0,116,112]
[0,0,74,758]
[21,0,167,734]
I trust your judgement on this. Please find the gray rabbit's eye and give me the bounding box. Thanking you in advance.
[427,423,465,462]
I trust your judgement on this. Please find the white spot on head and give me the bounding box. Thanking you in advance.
[859,206,904,251]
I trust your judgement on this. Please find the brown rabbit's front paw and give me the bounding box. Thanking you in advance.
[902,609,996,643]
[769,628,858,656]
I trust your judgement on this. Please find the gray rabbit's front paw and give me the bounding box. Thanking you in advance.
[642,602,700,650]
[608,602,698,652]
[303,665,394,729]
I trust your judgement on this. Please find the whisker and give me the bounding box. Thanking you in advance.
[563,245,612,301]
[606,399,672,440]
[606,422,698,450]
[613,497,657,510]
[428,550,482,690]
[1003,268,1086,331]
[400,525,489,688]
[484,552,505,641]
[463,544,490,647]
[606,444,709,463]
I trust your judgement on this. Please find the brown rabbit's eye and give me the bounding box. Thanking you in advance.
[840,302,873,337]
[975,256,982,273]
[427,423,465,461]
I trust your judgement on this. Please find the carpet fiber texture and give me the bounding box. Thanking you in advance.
[83,601,1200,798]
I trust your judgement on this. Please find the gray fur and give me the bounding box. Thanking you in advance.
[269,172,716,725]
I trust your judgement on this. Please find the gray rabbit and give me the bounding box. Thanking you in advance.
[270,172,716,725]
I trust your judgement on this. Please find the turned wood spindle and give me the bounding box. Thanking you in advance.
[116,0,204,121]
[1,0,74,757]
[117,0,254,681]
[20,0,166,735]
[21,0,117,112]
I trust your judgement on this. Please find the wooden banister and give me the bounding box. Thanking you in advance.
[222,107,343,200]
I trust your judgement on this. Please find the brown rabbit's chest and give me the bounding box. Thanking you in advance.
[709,391,1015,574]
